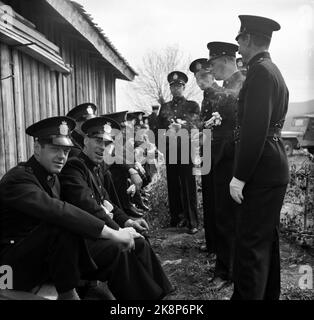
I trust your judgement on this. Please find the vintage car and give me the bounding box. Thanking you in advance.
[281,114,314,156]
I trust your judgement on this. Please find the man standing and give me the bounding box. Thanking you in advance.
[148,105,160,139]
[230,15,289,300]
[189,58,217,255]
[60,116,173,300]
[205,42,245,289]
[157,71,200,234]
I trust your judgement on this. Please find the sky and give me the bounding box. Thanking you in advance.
[78,0,314,110]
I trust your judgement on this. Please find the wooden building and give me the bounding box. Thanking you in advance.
[0,0,137,177]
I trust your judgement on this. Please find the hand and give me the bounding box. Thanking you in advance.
[230,177,245,204]
[135,162,146,175]
[125,218,149,233]
[126,184,136,196]
[169,122,181,132]
[124,227,144,239]
[111,228,135,252]
[129,170,143,190]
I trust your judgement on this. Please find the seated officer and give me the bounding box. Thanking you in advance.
[105,111,147,216]
[0,117,131,300]
[67,103,97,154]
[60,116,173,300]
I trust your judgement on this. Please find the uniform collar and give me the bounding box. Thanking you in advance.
[27,156,56,188]
[172,96,186,104]
[79,151,101,171]
[247,51,271,69]
[223,70,243,87]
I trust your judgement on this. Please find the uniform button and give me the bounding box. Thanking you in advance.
[10,240,15,244]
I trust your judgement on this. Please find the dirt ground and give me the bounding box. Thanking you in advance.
[145,152,314,300]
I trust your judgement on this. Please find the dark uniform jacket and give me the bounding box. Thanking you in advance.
[158,97,200,131]
[60,152,130,230]
[200,71,245,168]
[148,113,158,137]
[157,97,200,161]
[0,156,105,246]
[234,51,289,186]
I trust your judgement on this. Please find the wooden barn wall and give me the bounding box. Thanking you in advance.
[0,1,119,177]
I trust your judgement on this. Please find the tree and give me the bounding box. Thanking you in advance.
[124,45,202,111]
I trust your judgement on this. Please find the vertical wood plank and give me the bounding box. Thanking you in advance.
[12,49,27,163]
[0,45,6,177]
[22,53,34,158]
[0,43,17,171]
[38,63,47,120]
[50,71,58,116]
[45,68,52,117]
[31,59,40,123]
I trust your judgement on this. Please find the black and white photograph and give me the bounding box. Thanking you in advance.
[0,0,313,306]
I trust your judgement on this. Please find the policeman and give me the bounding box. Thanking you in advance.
[157,71,200,234]
[230,15,289,300]
[206,42,246,290]
[105,111,148,215]
[0,117,114,300]
[148,105,160,139]
[67,102,97,154]
[189,58,217,255]
[67,104,128,216]
[60,116,173,300]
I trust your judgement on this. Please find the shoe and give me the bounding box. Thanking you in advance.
[209,277,229,291]
[124,206,144,218]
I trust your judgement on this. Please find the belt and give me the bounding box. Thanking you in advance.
[234,126,282,142]
[212,130,234,141]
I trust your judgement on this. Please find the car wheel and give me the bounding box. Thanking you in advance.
[284,140,293,156]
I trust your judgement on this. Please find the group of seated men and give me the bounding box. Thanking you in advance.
[0,103,173,300]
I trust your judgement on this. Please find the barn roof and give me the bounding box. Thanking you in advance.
[45,0,137,81]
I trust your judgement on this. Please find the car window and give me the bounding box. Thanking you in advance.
[291,118,309,132]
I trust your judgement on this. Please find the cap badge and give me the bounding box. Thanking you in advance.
[104,123,112,134]
[59,121,69,136]
[173,73,178,80]
[87,106,94,115]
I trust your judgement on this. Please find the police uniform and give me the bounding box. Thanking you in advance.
[67,104,123,210]
[148,105,160,138]
[67,103,97,154]
[0,117,104,293]
[60,117,173,300]
[196,44,245,281]
[189,58,216,253]
[157,71,200,232]
[105,111,147,217]
[232,15,289,300]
